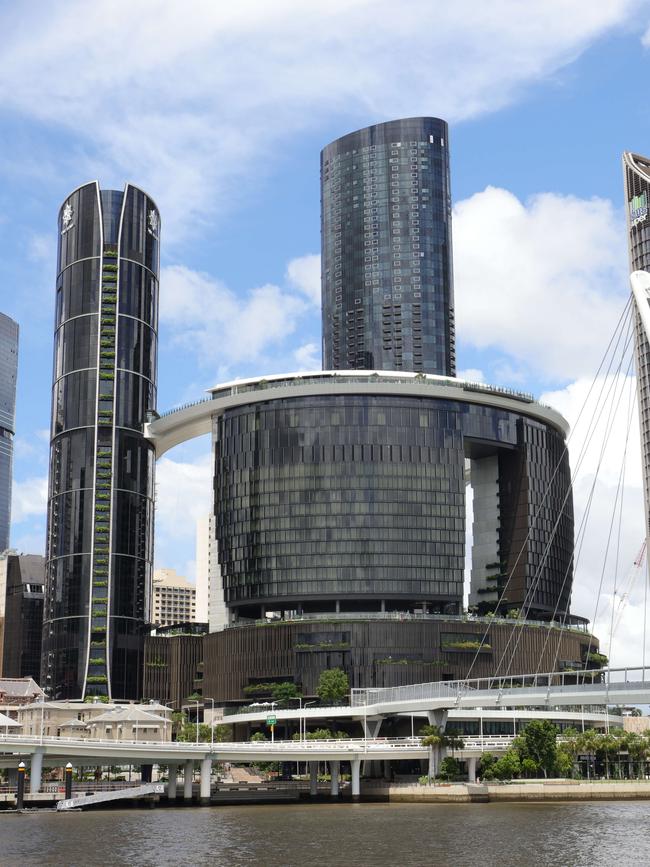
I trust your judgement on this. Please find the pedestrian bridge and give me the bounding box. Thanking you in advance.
[350,666,650,716]
[224,667,650,728]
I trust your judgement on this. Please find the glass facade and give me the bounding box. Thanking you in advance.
[213,389,573,620]
[624,152,650,552]
[0,313,18,553]
[43,182,159,700]
[0,553,44,679]
[321,118,454,375]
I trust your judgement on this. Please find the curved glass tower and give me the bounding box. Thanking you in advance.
[0,313,18,553]
[321,117,455,375]
[43,182,159,700]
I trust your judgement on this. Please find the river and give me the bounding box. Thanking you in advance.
[0,801,646,866]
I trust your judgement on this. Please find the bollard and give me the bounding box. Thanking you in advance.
[65,763,73,800]
[16,762,25,810]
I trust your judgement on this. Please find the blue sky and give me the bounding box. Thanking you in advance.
[1,0,650,664]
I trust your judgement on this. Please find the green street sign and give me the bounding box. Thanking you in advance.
[266,716,277,726]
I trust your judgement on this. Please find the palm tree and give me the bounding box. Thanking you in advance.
[419,725,465,783]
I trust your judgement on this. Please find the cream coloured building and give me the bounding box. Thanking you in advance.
[152,568,196,627]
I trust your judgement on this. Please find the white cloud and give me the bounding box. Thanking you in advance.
[0,0,640,240]
[457,368,485,383]
[286,254,321,306]
[540,375,646,665]
[454,187,628,382]
[12,476,47,523]
[154,452,212,572]
[293,342,321,371]
[159,264,308,372]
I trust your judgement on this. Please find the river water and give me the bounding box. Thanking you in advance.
[0,801,646,866]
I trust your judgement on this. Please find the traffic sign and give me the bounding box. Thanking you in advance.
[266,715,277,726]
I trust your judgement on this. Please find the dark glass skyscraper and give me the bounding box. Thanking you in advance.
[43,182,159,700]
[321,118,455,375]
[0,313,18,553]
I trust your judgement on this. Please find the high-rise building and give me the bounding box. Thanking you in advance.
[321,118,455,375]
[43,182,159,701]
[152,568,196,627]
[624,152,650,549]
[0,552,44,679]
[196,514,227,631]
[0,314,18,553]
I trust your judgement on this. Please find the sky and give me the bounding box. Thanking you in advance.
[1,0,650,668]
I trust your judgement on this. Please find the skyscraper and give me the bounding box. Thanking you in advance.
[623,152,650,549]
[321,118,455,375]
[43,182,159,700]
[0,313,18,553]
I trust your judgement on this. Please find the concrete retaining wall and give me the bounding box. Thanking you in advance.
[369,780,650,803]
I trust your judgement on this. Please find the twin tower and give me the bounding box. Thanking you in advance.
[43,120,577,702]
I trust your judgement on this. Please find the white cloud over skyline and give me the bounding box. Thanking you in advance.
[0,0,641,240]
[453,187,628,383]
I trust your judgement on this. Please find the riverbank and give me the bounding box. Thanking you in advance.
[370,779,650,803]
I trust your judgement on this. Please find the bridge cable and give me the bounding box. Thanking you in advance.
[463,297,634,684]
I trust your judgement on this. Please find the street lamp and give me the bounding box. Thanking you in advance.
[301,700,316,741]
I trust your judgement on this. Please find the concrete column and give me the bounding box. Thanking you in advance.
[29,749,44,794]
[330,761,340,798]
[383,760,391,781]
[167,763,178,799]
[351,759,361,800]
[309,762,318,797]
[426,709,448,731]
[200,757,212,804]
[183,760,194,800]
[467,757,477,783]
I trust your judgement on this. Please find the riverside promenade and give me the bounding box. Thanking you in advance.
[365,779,650,803]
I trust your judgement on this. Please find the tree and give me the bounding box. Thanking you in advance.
[492,748,521,780]
[438,756,461,781]
[176,720,232,743]
[517,721,558,778]
[316,668,350,704]
[272,681,302,704]
[419,725,465,783]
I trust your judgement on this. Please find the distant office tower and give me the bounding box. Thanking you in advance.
[0,314,18,552]
[0,552,44,679]
[624,152,650,549]
[43,182,159,700]
[152,568,196,627]
[196,514,227,632]
[195,517,210,624]
[321,117,455,374]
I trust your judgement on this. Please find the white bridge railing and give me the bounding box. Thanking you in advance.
[350,667,650,707]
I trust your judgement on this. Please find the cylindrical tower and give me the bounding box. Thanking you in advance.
[0,312,18,552]
[43,182,159,700]
[321,117,455,375]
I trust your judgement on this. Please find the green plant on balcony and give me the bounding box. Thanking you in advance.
[92,608,107,617]
[92,626,106,634]
[86,676,108,684]
[93,581,108,588]
[102,263,118,272]
[102,273,117,282]
[442,640,491,651]
[90,641,106,648]
[88,658,106,666]
[99,372,114,380]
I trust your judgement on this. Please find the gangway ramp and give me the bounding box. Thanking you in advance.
[57,783,164,811]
